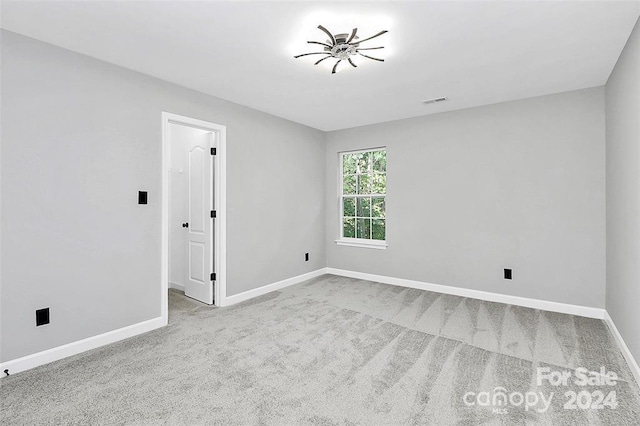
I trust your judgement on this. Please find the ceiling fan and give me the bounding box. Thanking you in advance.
[294,25,388,74]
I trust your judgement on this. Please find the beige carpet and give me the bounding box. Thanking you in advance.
[1,274,639,424]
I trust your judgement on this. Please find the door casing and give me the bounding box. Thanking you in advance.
[161,112,227,323]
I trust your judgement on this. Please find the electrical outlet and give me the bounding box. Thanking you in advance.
[36,308,50,326]
[305,253,309,262]
[504,269,512,280]
[138,191,147,204]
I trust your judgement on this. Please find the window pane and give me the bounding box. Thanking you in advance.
[343,154,357,174]
[372,197,385,218]
[357,152,371,173]
[343,217,355,238]
[343,175,356,194]
[372,219,385,240]
[343,197,355,217]
[340,149,386,242]
[372,173,386,194]
[357,174,371,194]
[356,197,371,217]
[356,218,371,239]
[373,151,386,172]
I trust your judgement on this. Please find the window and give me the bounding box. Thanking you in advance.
[338,148,387,249]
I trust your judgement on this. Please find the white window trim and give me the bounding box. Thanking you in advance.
[335,238,388,249]
[337,147,387,249]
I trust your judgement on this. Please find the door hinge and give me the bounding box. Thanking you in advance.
[211,147,216,155]
[211,210,216,218]
[210,273,216,281]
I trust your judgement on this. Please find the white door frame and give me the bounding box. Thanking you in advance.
[161,112,227,322]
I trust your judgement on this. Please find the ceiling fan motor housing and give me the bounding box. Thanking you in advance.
[330,44,358,59]
[325,34,359,59]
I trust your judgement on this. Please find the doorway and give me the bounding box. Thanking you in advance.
[161,113,226,322]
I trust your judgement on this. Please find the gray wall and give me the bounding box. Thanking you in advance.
[326,88,606,308]
[606,18,640,363]
[0,28,620,365]
[0,31,326,362]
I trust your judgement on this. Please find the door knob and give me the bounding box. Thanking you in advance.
[182,223,189,228]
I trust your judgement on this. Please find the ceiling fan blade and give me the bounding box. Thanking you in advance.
[332,59,342,74]
[358,52,384,62]
[356,46,384,51]
[314,56,333,65]
[307,41,333,49]
[317,25,336,46]
[294,52,331,58]
[348,58,357,68]
[354,30,388,45]
[346,28,358,44]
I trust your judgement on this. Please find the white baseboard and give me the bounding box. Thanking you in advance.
[603,312,640,387]
[224,268,327,306]
[2,269,627,380]
[169,282,185,291]
[0,316,166,377]
[326,268,606,319]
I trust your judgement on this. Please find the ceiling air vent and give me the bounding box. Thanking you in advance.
[422,97,448,105]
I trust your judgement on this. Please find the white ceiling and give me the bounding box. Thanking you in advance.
[2,1,639,131]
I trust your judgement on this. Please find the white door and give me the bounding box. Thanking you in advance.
[185,130,215,304]
[169,123,215,305]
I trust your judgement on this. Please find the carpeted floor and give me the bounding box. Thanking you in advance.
[1,274,639,424]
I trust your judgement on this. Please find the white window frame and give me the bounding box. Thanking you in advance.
[336,147,387,250]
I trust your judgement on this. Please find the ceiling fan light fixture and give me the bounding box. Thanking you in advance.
[294,25,388,74]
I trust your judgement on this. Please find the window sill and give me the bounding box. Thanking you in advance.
[335,239,388,250]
